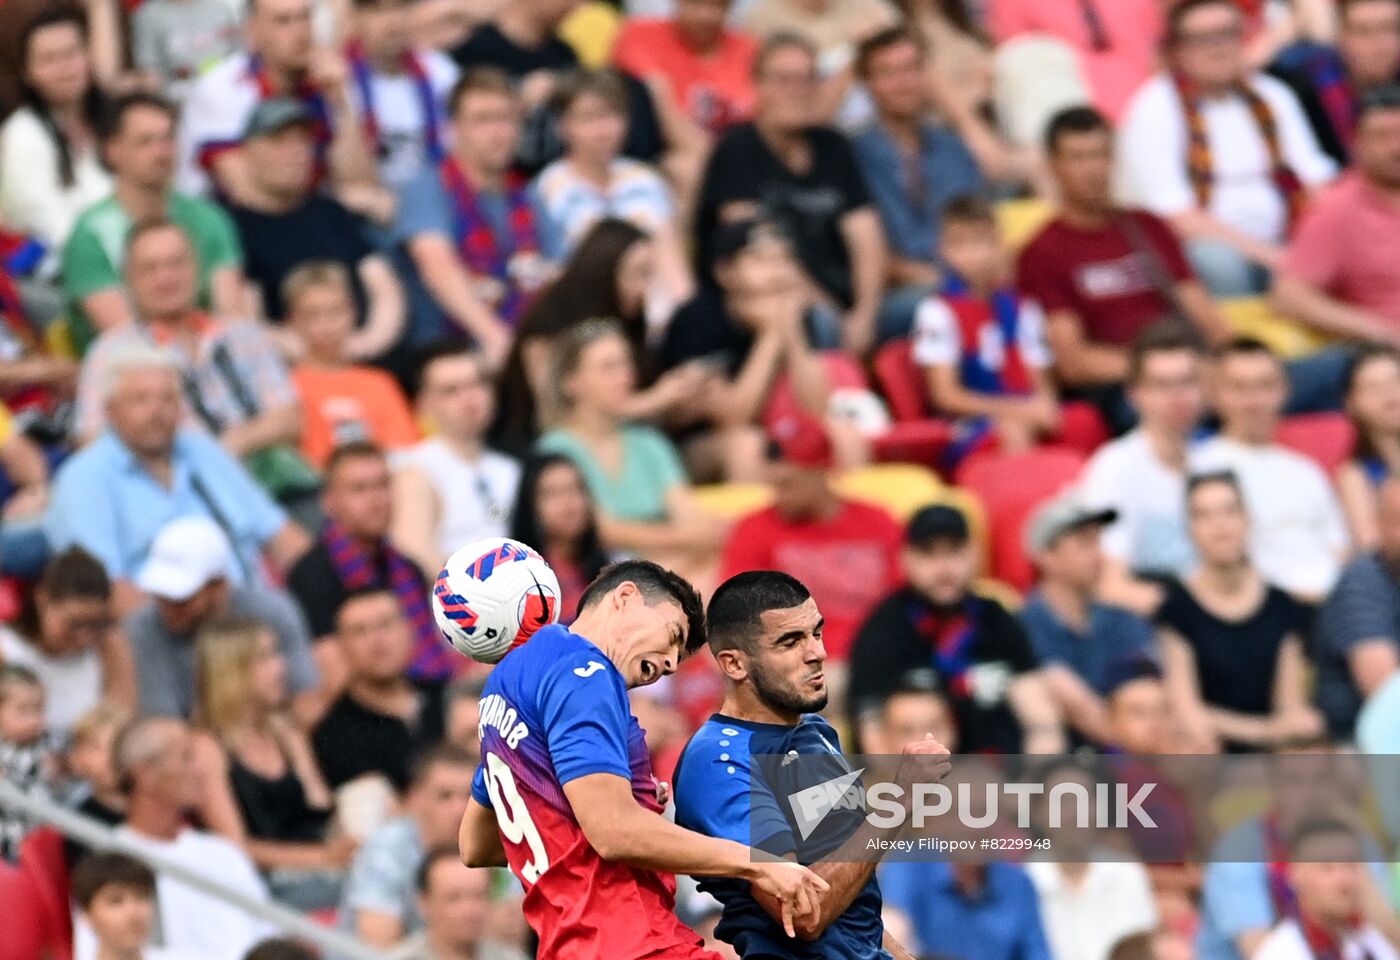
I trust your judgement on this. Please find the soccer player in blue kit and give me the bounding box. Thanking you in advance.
[457,560,830,959]
[673,571,951,960]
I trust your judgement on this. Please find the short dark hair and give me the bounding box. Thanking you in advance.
[1359,83,1400,123]
[706,570,812,654]
[1213,335,1280,366]
[410,341,485,400]
[415,843,465,893]
[97,91,176,145]
[1185,468,1244,503]
[854,26,924,80]
[754,31,818,81]
[334,586,402,630]
[1126,321,1204,385]
[1166,0,1241,42]
[577,560,707,655]
[1344,344,1400,398]
[1043,104,1110,155]
[408,742,479,788]
[941,194,997,229]
[447,66,518,116]
[1286,815,1362,855]
[1107,933,1154,960]
[71,852,156,909]
[551,68,629,116]
[323,441,386,484]
[243,939,318,960]
[124,217,187,258]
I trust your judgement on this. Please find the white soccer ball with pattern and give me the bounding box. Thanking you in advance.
[432,537,562,664]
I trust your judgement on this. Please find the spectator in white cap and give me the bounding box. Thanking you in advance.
[124,515,321,726]
[47,343,311,614]
[1019,489,1157,746]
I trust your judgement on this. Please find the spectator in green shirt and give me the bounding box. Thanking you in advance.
[62,91,248,354]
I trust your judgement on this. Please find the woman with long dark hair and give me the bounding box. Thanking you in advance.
[1337,346,1400,549]
[509,453,613,623]
[0,7,111,255]
[492,217,707,455]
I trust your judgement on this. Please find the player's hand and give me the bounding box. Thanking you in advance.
[748,859,829,938]
[654,779,670,808]
[896,734,952,781]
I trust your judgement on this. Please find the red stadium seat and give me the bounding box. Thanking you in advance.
[872,339,928,423]
[955,447,1087,591]
[1276,413,1356,477]
[0,828,72,960]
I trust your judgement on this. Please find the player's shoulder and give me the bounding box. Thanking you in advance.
[677,716,758,780]
[499,624,624,695]
[793,713,845,752]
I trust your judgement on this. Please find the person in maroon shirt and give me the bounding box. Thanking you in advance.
[1016,106,1226,431]
[719,415,901,667]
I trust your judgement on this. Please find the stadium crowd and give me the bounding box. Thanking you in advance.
[3,0,1400,956]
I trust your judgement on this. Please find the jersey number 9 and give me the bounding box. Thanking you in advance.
[484,752,551,884]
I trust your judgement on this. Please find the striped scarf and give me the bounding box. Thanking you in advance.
[323,519,454,681]
[438,155,540,325]
[1305,49,1358,157]
[1175,74,1305,230]
[345,42,444,165]
[911,596,982,701]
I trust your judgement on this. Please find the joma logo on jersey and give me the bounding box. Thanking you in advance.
[479,694,531,749]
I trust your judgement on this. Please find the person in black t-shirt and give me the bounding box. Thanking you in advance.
[1156,471,1322,753]
[223,99,406,361]
[311,588,445,792]
[660,218,834,480]
[695,34,888,355]
[449,0,671,173]
[847,504,1064,754]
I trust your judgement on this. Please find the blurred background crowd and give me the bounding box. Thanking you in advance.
[3,0,1400,957]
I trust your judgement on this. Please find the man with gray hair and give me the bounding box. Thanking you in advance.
[74,716,273,960]
[46,347,309,614]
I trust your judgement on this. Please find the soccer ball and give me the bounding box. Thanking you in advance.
[432,537,562,664]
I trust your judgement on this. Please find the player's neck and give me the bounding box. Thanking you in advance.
[720,691,801,727]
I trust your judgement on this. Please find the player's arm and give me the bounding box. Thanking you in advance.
[884,930,918,960]
[459,796,507,868]
[751,737,951,942]
[563,773,828,937]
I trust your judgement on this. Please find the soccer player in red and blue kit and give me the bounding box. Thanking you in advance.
[458,560,830,959]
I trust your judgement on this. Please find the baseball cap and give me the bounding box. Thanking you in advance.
[1023,489,1118,556]
[135,515,235,601]
[768,415,835,470]
[243,97,313,142]
[711,218,791,263]
[905,504,970,547]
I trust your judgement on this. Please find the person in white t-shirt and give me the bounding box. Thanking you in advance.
[176,0,379,205]
[391,344,521,575]
[343,0,459,187]
[1254,818,1400,960]
[74,717,274,960]
[71,852,196,960]
[1079,325,1207,615]
[1114,0,1336,297]
[1194,338,1349,600]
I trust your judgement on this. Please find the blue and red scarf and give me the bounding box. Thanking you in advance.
[438,155,540,325]
[249,55,333,174]
[345,42,444,165]
[1305,49,1358,158]
[324,519,453,681]
[911,596,981,700]
[938,274,1031,468]
[1265,814,1299,921]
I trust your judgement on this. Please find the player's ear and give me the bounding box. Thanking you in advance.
[714,647,747,682]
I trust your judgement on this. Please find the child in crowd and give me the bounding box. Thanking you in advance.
[71,852,163,960]
[0,664,57,859]
[911,195,1060,461]
[67,704,131,853]
[286,262,420,470]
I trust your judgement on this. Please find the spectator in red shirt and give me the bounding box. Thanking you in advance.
[611,0,758,138]
[720,415,902,666]
[1017,106,1225,431]
[1274,85,1400,346]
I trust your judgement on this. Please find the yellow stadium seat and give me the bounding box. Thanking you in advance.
[559,1,623,68]
[1219,297,1331,359]
[44,317,76,360]
[692,482,772,519]
[833,463,944,521]
[996,198,1055,252]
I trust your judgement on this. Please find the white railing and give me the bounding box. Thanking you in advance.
[0,779,415,960]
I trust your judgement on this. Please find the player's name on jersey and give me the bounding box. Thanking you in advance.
[480,693,531,749]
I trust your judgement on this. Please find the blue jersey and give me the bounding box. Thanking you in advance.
[469,625,710,959]
[673,713,889,960]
